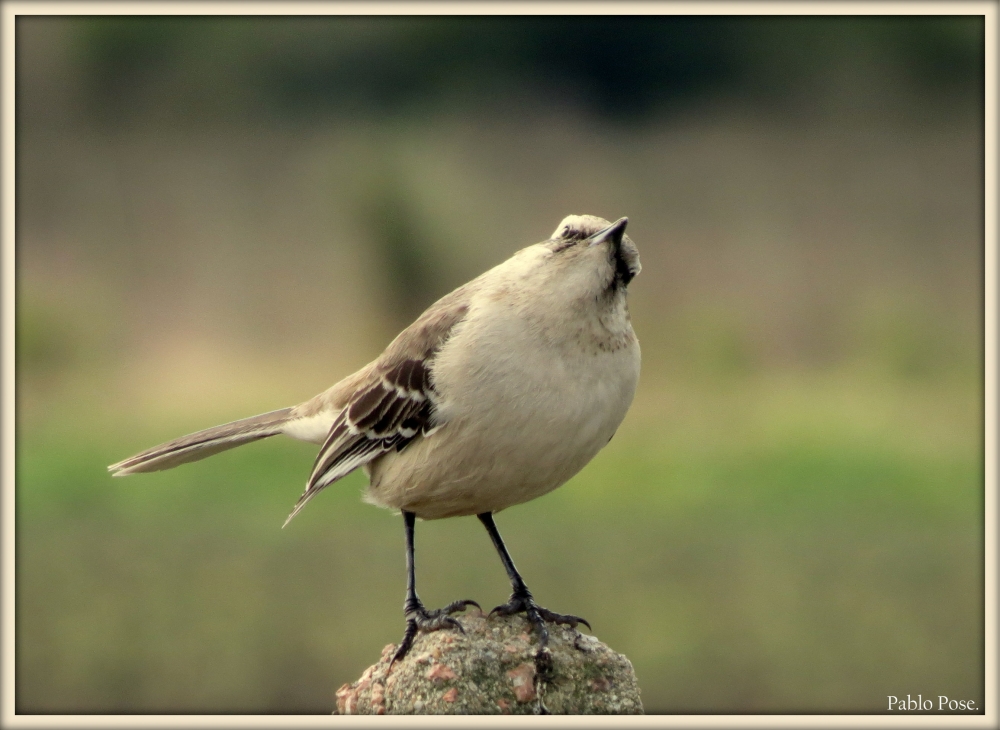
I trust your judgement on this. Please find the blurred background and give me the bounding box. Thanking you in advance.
[15,15,984,713]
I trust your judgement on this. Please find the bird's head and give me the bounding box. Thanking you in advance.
[543,214,641,295]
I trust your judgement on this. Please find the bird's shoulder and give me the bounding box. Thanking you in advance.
[380,283,475,365]
[294,281,477,419]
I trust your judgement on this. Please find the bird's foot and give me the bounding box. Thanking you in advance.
[490,590,591,653]
[390,598,479,668]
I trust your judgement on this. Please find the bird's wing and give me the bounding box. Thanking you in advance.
[283,289,472,526]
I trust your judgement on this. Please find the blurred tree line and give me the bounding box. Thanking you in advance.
[59,16,984,126]
[15,14,986,375]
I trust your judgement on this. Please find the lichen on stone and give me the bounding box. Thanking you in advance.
[333,608,643,715]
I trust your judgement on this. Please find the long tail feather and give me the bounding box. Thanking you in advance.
[108,407,294,476]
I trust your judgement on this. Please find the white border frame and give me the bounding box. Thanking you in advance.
[1,3,995,728]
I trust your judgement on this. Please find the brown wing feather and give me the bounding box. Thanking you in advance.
[281,284,472,526]
[282,359,436,526]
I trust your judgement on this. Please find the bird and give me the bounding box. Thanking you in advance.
[109,214,642,665]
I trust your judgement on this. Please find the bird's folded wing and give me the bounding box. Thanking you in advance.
[282,284,472,526]
[282,358,436,526]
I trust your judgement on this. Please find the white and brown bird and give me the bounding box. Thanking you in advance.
[109,214,641,663]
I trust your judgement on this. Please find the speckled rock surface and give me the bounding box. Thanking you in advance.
[334,607,642,715]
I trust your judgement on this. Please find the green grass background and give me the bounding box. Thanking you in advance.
[17,371,983,713]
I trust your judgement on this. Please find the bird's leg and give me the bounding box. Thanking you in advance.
[390,510,479,667]
[477,511,591,656]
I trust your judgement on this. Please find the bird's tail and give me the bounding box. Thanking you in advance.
[108,407,295,476]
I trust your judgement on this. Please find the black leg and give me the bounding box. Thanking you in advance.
[403,510,420,614]
[390,511,479,667]
[477,512,590,653]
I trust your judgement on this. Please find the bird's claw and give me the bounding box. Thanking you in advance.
[490,592,590,651]
[442,598,481,616]
[390,599,479,667]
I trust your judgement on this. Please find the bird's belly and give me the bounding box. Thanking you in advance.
[367,338,639,519]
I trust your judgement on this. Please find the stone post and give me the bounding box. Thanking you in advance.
[334,607,643,715]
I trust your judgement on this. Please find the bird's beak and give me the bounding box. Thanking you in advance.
[587,217,628,247]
